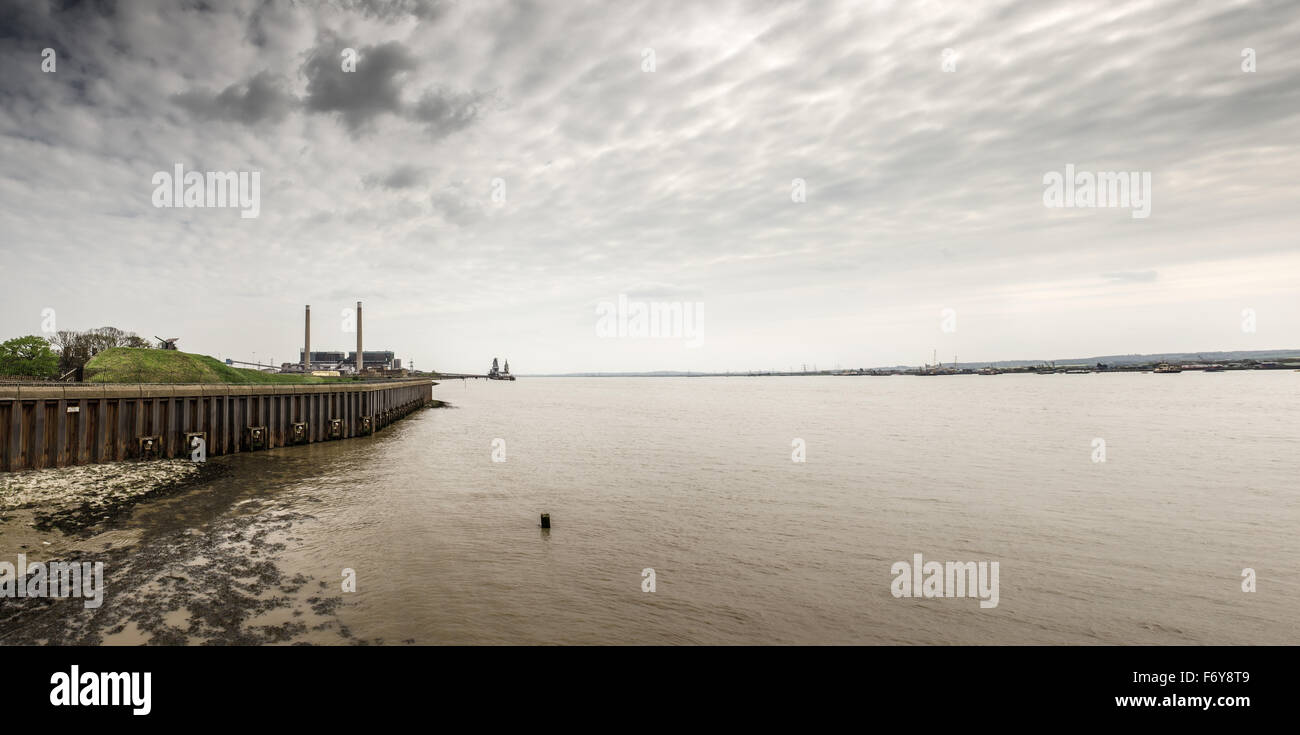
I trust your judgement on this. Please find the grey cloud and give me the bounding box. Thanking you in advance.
[430,182,486,227]
[245,0,301,49]
[411,88,487,139]
[172,71,295,125]
[337,0,451,22]
[302,37,419,132]
[364,164,429,190]
[299,36,487,137]
[0,0,117,46]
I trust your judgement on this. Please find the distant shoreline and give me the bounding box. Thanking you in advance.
[522,349,1300,378]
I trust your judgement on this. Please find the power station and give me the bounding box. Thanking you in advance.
[283,302,404,376]
[226,302,504,379]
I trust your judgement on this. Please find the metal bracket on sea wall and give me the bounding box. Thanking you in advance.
[290,422,309,445]
[328,418,342,439]
[244,425,267,451]
[359,415,373,435]
[136,435,161,460]
[185,432,207,454]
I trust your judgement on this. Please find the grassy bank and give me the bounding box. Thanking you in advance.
[83,348,350,384]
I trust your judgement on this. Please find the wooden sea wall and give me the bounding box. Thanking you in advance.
[0,379,433,472]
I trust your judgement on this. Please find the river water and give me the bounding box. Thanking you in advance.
[5,373,1298,644]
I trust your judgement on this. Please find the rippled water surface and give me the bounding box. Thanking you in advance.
[12,373,1300,644]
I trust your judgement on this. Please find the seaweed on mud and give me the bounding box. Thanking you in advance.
[27,461,231,536]
[0,508,376,646]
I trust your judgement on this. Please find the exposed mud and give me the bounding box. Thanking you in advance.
[0,462,373,645]
[0,501,377,645]
[1,460,216,535]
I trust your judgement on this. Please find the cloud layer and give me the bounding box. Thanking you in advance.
[1,0,1297,372]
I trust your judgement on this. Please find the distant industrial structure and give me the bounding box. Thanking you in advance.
[293,350,396,373]
[275,302,407,376]
[487,358,515,380]
[226,303,521,379]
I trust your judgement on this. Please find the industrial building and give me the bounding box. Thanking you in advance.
[292,350,394,372]
[350,351,396,370]
[281,302,401,374]
[297,350,347,369]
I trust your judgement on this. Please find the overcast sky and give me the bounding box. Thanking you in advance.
[1,0,1297,373]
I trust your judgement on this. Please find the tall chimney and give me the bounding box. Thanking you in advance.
[303,305,311,373]
[355,301,363,375]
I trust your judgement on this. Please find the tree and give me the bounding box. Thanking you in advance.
[49,330,91,374]
[48,326,153,374]
[0,336,60,378]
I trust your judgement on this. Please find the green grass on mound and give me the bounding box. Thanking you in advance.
[83,348,350,384]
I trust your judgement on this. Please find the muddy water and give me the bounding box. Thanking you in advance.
[2,373,1298,644]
